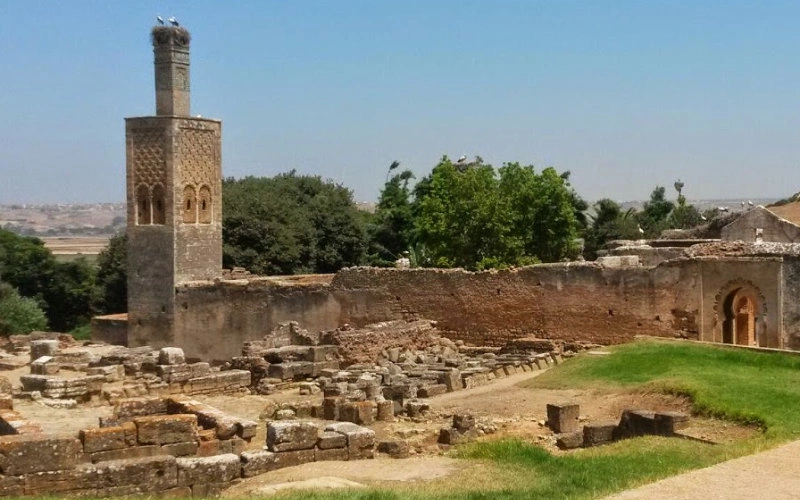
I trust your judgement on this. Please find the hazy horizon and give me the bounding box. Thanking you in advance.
[3,2,800,205]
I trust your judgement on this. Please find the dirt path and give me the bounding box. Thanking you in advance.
[604,440,800,500]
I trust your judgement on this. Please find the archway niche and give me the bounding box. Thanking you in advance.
[183,185,197,224]
[151,184,166,225]
[198,185,212,224]
[720,286,762,347]
[136,184,151,225]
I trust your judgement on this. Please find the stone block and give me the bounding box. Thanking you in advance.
[240,450,278,477]
[322,396,344,421]
[80,426,127,453]
[19,375,48,393]
[556,431,584,450]
[405,400,430,418]
[30,340,59,362]
[0,397,12,411]
[87,364,125,382]
[167,397,241,439]
[90,445,160,463]
[546,403,580,433]
[191,482,228,498]
[78,455,177,493]
[453,414,476,431]
[583,422,617,447]
[308,345,339,363]
[315,447,349,461]
[134,414,198,445]
[0,434,82,475]
[437,427,476,445]
[376,400,394,422]
[31,356,59,375]
[273,449,315,468]
[325,422,375,460]
[615,410,657,439]
[196,439,221,457]
[267,420,319,452]
[114,397,168,419]
[176,454,241,487]
[158,347,186,365]
[267,364,293,380]
[162,441,199,456]
[377,440,410,458]
[317,431,347,450]
[654,411,690,436]
[418,384,448,398]
[0,475,22,496]
[238,419,258,440]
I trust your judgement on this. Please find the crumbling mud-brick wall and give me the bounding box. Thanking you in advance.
[172,278,341,360]
[159,252,788,359]
[330,262,705,346]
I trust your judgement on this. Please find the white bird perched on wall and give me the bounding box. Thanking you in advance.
[747,200,754,207]
[168,16,180,26]
[457,155,467,163]
[156,16,164,25]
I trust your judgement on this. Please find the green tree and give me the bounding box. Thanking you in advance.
[412,157,578,269]
[413,157,514,269]
[222,172,367,275]
[0,282,48,335]
[583,199,641,259]
[638,186,675,238]
[95,232,127,314]
[0,228,98,331]
[367,170,416,266]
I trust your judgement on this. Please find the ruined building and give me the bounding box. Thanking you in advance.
[92,26,800,360]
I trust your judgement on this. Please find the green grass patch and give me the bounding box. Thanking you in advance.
[234,340,800,500]
[527,340,800,440]
[69,323,92,341]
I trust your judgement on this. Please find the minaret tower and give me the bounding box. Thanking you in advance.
[125,23,222,348]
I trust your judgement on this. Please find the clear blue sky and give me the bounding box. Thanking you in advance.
[2,1,800,204]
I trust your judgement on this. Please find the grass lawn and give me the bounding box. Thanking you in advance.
[248,340,800,500]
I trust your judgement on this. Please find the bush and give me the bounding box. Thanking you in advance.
[0,283,48,335]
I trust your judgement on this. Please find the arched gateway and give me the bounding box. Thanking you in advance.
[714,280,766,347]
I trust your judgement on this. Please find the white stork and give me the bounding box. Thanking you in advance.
[457,155,467,163]
[168,16,180,27]
[156,16,164,25]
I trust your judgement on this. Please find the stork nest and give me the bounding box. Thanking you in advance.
[151,25,191,47]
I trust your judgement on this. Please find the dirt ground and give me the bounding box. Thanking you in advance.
[219,369,757,496]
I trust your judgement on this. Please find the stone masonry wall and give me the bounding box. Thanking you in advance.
[0,397,374,497]
[330,262,702,346]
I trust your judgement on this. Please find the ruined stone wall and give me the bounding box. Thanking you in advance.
[696,257,783,348]
[330,263,702,346]
[174,279,341,361]
[781,257,800,350]
[720,207,800,243]
[168,262,709,360]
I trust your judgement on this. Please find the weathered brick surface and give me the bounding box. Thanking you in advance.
[315,447,349,461]
[267,421,319,452]
[134,414,198,445]
[325,422,375,460]
[80,427,127,453]
[176,454,240,487]
[240,450,278,477]
[90,444,161,463]
[317,431,347,450]
[273,449,315,468]
[547,403,580,433]
[0,435,82,475]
